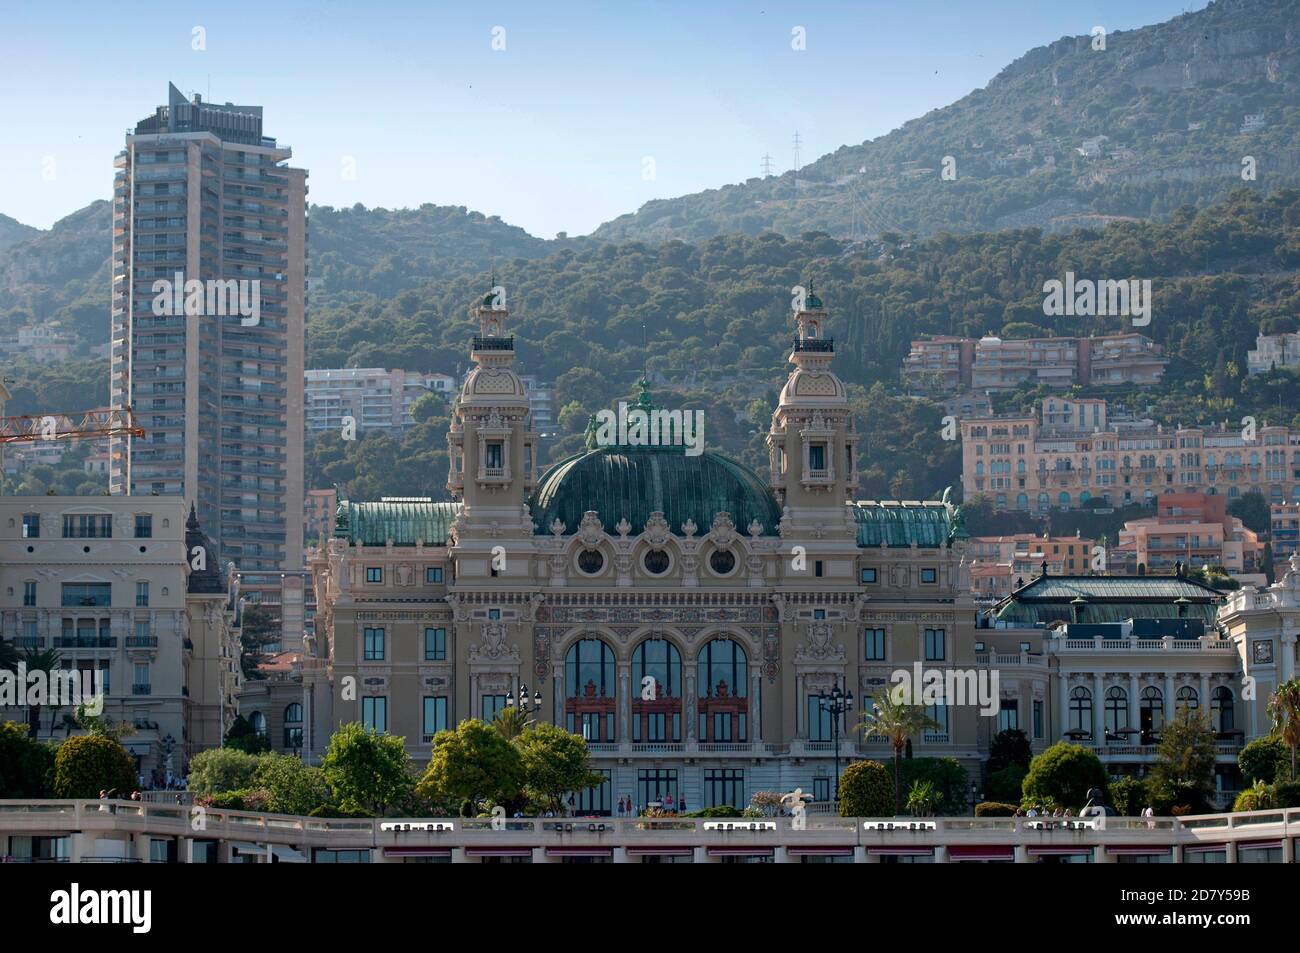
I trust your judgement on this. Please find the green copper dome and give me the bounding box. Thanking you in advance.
[529,445,781,537]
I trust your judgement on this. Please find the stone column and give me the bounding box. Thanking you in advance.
[1091,673,1104,742]
[750,670,762,744]
[618,667,630,743]
[1058,673,1070,739]
[1283,633,1297,683]
[685,671,696,742]
[1199,675,1210,719]
[1163,673,1175,727]
[1128,673,1139,735]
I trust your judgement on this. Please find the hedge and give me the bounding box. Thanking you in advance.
[51,734,138,799]
[838,760,894,817]
[974,801,1018,817]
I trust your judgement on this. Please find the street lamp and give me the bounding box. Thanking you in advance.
[506,682,543,715]
[816,684,854,803]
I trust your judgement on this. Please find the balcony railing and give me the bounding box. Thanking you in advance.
[472,335,514,351]
[131,684,152,696]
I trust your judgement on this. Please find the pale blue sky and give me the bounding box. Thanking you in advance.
[0,0,1207,237]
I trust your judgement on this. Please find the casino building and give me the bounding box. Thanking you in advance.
[304,288,985,812]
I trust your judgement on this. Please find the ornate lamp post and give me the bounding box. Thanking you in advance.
[816,684,854,802]
[506,682,543,715]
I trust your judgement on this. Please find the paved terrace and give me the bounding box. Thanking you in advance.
[0,801,1296,863]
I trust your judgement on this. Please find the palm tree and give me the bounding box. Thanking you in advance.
[1268,679,1300,781]
[857,689,941,815]
[492,705,534,742]
[17,648,62,739]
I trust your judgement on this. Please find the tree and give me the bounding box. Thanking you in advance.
[408,392,444,423]
[857,691,941,814]
[1022,742,1108,810]
[1239,735,1288,785]
[238,604,280,679]
[837,760,893,817]
[252,753,332,816]
[52,734,138,798]
[1228,490,1270,535]
[10,647,62,738]
[417,719,522,808]
[1150,709,1217,811]
[0,721,53,797]
[188,747,261,795]
[514,723,604,813]
[988,728,1032,773]
[491,705,534,742]
[224,714,270,754]
[900,757,971,815]
[1268,678,1300,781]
[321,722,414,816]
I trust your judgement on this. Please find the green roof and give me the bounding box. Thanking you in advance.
[852,500,960,548]
[529,445,782,537]
[335,500,461,546]
[992,574,1224,626]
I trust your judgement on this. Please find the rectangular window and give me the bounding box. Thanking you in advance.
[425,566,444,584]
[924,628,946,661]
[636,769,679,812]
[813,777,831,803]
[998,700,1019,732]
[62,582,111,608]
[488,608,501,621]
[814,560,824,578]
[920,567,937,584]
[703,769,746,809]
[481,694,508,722]
[813,608,826,620]
[62,514,112,538]
[362,696,387,732]
[863,628,886,660]
[136,582,149,607]
[807,696,833,742]
[1033,700,1044,739]
[365,567,383,584]
[809,444,826,471]
[424,627,446,661]
[485,442,503,470]
[422,696,448,741]
[21,514,39,539]
[363,627,385,661]
[133,663,150,694]
[860,567,877,584]
[577,769,612,816]
[135,514,153,538]
[23,581,37,607]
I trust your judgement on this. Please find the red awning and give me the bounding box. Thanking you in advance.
[1027,846,1093,855]
[1237,840,1283,851]
[1106,846,1171,856]
[787,847,854,857]
[546,847,613,857]
[947,845,1015,861]
[868,847,934,856]
[383,847,451,858]
[707,847,774,857]
[626,847,694,857]
[464,847,533,857]
[1183,843,1227,854]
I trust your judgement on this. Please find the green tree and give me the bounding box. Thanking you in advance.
[1268,678,1300,781]
[515,722,604,813]
[252,753,332,816]
[238,604,279,680]
[417,719,522,808]
[837,760,894,817]
[1239,735,1288,784]
[1150,709,1218,811]
[408,391,444,423]
[0,721,54,797]
[321,722,414,816]
[1022,742,1109,810]
[188,747,262,795]
[52,734,138,798]
[491,705,534,742]
[1228,490,1270,535]
[10,647,62,738]
[857,690,941,814]
[224,714,271,754]
[988,728,1032,773]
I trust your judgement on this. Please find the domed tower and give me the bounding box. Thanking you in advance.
[446,284,538,540]
[766,281,859,534]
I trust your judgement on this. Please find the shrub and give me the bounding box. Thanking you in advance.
[899,757,969,815]
[988,729,1032,773]
[984,764,1026,803]
[188,748,260,796]
[0,721,54,797]
[681,805,742,818]
[1022,742,1108,810]
[1109,776,1149,816]
[838,760,894,817]
[307,803,374,818]
[1233,780,1276,812]
[251,753,331,816]
[974,801,1018,817]
[1272,780,1300,808]
[1239,736,1289,785]
[51,734,137,798]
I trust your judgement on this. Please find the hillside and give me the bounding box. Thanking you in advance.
[0,213,39,252]
[593,0,1300,242]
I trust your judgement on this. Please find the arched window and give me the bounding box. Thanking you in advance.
[250,711,267,738]
[1016,493,1028,510]
[1058,491,1071,507]
[1211,686,1234,733]
[1176,686,1198,714]
[631,638,682,743]
[697,639,748,742]
[1037,493,1050,512]
[1140,686,1163,739]
[1105,686,1128,735]
[283,703,303,749]
[565,638,616,742]
[1069,686,1092,736]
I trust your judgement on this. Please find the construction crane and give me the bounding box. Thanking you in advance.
[0,407,144,445]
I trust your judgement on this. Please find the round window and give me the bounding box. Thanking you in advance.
[577,549,605,574]
[643,549,671,575]
[709,549,736,575]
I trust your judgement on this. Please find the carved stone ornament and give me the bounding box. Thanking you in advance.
[577,511,604,547]
[549,518,566,537]
[643,512,671,547]
[795,622,845,663]
[681,518,698,539]
[615,518,632,539]
[469,621,520,662]
[747,519,764,538]
[708,511,737,547]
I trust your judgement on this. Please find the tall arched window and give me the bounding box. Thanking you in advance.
[1069,686,1093,736]
[1211,686,1234,733]
[697,639,748,743]
[631,638,682,742]
[283,703,303,749]
[1140,686,1163,741]
[250,711,267,738]
[1105,686,1128,736]
[565,638,616,742]
[1176,686,1198,714]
